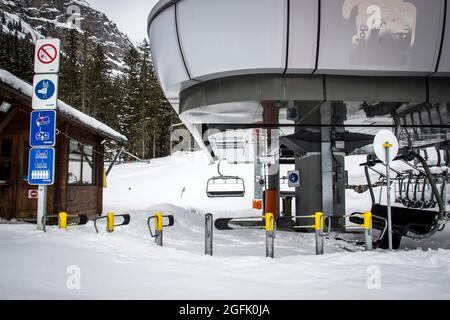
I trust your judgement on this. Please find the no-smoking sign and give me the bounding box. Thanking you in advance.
[34,38,61,74]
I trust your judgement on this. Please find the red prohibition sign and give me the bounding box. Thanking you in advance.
[37,44,58,64]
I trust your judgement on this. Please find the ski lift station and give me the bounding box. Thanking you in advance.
[148,0,450,249]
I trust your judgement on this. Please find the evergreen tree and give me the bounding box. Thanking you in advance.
[59,29,80,107]
[88,43,111,122]
[120,45,142,151]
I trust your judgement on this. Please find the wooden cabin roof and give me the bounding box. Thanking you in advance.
[0,69,127,143]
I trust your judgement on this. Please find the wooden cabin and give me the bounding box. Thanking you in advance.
[0,69,127,221]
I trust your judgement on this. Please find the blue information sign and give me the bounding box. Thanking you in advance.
[30,110,56,147]
[35,79,56,100]
[289,173,299,184]
[28,148,55,185]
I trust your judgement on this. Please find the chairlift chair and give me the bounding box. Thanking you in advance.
[206,161,245,198]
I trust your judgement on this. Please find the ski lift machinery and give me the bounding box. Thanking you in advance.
[206,161,245,198]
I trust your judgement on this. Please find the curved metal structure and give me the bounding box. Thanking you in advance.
[148,0,450,225]
[148,0,450,148]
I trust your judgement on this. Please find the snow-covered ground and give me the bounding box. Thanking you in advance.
[1,151,449,299]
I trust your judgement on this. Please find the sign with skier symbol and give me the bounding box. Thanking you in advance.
[32,74,59,110]
[30,110,57,147]
[28,148,55,185]
[288,170,300,188]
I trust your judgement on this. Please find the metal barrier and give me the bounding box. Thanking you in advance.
[280,212,325,255]
[147,212,175,246]
[214,213,276,258]
[329,212,388,251]
[94,213,131,233]
[41,212,88,232]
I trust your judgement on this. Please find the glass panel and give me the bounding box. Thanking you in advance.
[0,162,11,182]
[68,140,82,184]
[82,160,93,184]
[68,139,95,185]
[0,139,12,158]
[82,145,94,184]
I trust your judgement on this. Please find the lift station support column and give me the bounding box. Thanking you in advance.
[263,102,280,219]
[295,102,346,229]
[253,129,264,207]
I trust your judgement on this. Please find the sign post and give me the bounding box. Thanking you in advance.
[31,38,60,230]
[373,130,399,251]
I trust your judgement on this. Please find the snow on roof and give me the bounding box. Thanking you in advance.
[0,68,127,142]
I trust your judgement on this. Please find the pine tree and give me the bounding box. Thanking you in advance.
[59,29,81,108]
[120,45,142,152]
[88,43,111,122]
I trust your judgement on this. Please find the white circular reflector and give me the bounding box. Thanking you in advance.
[373,130,399,162]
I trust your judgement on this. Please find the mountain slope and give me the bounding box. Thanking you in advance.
[0,0,134,71]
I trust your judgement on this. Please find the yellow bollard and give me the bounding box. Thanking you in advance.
[264,213,274,231]
[154,212,164,246]
[103,168,107,189]
[314,212,324,255]
[363,211,372,230]
[106,212,115,233]
[59,212,68,230]
[363,211,373,251]
[314,212,324,231]
[155,212,163,231]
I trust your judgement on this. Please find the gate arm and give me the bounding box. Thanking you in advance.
[163,215,175,227]
[114,214,131,227]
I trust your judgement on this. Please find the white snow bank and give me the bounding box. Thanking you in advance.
[2,151,450,299]
[1,204,450,299]
[0,68,127,142]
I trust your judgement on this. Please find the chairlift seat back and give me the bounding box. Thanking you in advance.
[206,175,245,198]
[350,204,438,236]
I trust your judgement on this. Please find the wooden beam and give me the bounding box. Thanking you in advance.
[0,109,18,135]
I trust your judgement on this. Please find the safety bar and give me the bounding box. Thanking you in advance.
[285,213,325,254]
[94,213,131,234]
[212,213,276,258]
[41,212,88,233]
[147,213,175,246]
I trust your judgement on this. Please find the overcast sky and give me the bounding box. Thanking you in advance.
[87,0,159,43]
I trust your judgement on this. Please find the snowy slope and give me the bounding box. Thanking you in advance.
[1,151,450,299]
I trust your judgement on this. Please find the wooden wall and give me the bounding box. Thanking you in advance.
[0,83,108,221]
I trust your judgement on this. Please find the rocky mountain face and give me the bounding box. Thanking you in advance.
[0,0,134,71]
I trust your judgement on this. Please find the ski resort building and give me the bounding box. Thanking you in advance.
[0,69,127,221]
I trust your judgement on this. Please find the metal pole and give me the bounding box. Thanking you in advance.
[365,229,373,251]
[265,213,275,258]
[385,144,393,251]
[266,230,274,258]
[315,231,324,255]
[205,213,213,256]
[156,230,163,246]
[37,185,47,231]
[315,212,324,255]
[364,211,373,251]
